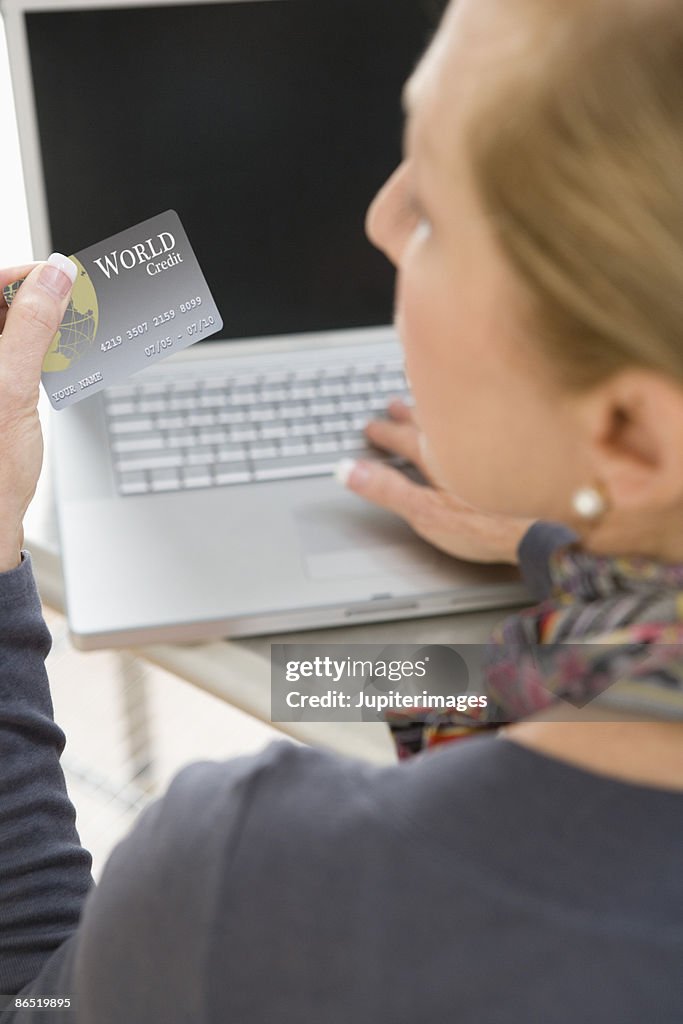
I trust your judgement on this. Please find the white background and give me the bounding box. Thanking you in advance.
[0,16,33,264]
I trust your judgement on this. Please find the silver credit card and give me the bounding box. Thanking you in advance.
[3,209,223,411]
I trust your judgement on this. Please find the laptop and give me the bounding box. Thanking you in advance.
[3,0,527,650]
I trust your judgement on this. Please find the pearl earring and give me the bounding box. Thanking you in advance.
[571,485,607,522]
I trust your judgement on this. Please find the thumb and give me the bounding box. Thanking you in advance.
[335,457,427,528]
[1,253,77,402]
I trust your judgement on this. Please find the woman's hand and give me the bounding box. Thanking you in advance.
[0,255,77,572]
[337,398,536,565]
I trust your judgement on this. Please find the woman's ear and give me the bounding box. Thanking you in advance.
[574,369,683,512]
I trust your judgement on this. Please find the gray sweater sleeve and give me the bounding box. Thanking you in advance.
[516,521,579,601]
[0,522,571,1020]
[0,551,93,1005]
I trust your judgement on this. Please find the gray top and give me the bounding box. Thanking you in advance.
[1,522,681,1023]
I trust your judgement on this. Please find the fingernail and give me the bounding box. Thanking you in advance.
[334,458,371,489]
[38,252,77,299]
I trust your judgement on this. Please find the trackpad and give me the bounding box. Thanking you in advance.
[295,500,438,580]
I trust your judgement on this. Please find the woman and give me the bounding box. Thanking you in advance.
[1,0,681,1020]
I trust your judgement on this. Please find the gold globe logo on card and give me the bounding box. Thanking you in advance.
[42,257,99,373]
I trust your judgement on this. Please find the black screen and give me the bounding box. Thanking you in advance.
[26,0,437,341]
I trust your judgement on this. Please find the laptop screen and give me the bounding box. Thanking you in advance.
[24,0,437,343]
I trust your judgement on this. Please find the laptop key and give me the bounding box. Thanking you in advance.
[156,414,187,430]
[248,444,279,461]
[230,388,258,405]
[107,400,136,416]
[109,417,155,434]
[165,429,197,448]
[150,469,181,492]
[118,471,149,495]
[216,410,248,426]
[349,378,378,395]
[378,375,407,392]
[111,435,165,454]
[198,428,228,445]
[289,384,317,401]
[248,407,278,423]
[138,398,166,414]
[338,397,367,414]
[318,382,346,398]
[311,438,342,455]
[260,424,288,440]
[117,453,184,472]
[214,463,252,485]
[280,441,309,458]
[216,444,250,463]
[339,435,375,453]
[228,426,259,443]
[259,386,288,402]
[185,446,216,467]
[252,454,341,481]
[309,401,337,417]
[199,393,226,409]
[288,421,318,438]
[167,396,197,412]
[182,468,212,488]
[187,412,215,428]
[282,401,309,416]
[320,418,350,434]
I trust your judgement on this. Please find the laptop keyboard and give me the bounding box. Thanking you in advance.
[104,359,411,495]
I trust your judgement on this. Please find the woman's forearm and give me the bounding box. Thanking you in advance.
[0,551,94,995]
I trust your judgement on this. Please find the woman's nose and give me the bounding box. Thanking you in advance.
[365,162,409,268]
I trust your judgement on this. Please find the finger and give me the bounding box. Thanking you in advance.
[0,262,41,334]
[334,457,428,527]
[0,261,41,292]
[364,416,423,468]
[0,254,77,401]
[387,397,416,423]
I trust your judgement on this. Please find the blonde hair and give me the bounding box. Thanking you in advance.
[466,0,683,390]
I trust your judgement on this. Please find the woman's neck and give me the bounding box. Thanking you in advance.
[502,719,683,792]
[578,509,683,563]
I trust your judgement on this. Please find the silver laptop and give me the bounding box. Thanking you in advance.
[3,0,527,650]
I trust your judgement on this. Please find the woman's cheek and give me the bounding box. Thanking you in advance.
[397,281,506,502]
[396,256,451,378]
[396,273,467,483]
[394,263,436,391]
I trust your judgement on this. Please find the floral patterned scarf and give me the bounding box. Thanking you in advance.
[386,542,683,759]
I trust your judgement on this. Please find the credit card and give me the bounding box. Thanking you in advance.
[3,209,223,411]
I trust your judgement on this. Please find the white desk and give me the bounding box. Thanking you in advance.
[25,396,509,766]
